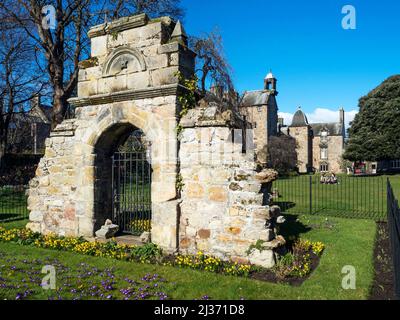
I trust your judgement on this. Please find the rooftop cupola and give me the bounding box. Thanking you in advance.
[264,70,277,92]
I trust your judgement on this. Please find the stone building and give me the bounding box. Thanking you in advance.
[240,72,279,165]
[8,95,52,155]
[281,107,346,174]
[26,13,286,268]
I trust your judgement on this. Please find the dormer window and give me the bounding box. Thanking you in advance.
[320,129,328,143]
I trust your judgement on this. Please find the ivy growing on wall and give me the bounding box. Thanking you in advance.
[176,71,198,116]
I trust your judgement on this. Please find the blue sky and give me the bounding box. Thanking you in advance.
[181,0,400,125]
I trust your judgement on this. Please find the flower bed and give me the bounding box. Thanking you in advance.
[0,227,324,282]
[250,239,325,285]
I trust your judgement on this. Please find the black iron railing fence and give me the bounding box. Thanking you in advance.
[0,185,29,222]
[387,180,400,299]
[271,175,387,220]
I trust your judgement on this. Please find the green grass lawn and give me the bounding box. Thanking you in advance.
[0,219,28,230]
[0,215,376,300]
[272,175,400,220]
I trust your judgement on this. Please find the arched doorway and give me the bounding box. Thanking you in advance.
[94,123,152,236]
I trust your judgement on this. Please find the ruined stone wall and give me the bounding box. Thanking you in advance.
[27,13,285,268]
[27,98,179,243]
[178,107,284,266]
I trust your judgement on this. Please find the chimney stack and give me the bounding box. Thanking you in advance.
[339,107,345,126]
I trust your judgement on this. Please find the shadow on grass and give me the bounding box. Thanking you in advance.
[0,213,26,222]
[279,214,312,247]
[272,201,296,212]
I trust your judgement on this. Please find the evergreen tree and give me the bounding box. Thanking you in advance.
[344,75,400,161]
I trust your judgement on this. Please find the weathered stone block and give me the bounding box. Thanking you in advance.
[91,35,108,56]
[180,237,191,249]
[185,183,204,199]
[248,249,275,269]
[151,67,178,86]
[95,220,119,239]
[140,231,151,243]
[198,229,211,239]
[29,211,43,222]
[226,227,241,235]
[26,222,41,233]
[126,72,150,90]
[208,186,228,202]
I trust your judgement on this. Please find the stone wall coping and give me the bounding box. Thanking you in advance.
[180,106,244,129]
[88,13,150,38]
[87,14,175,39]
[68,84,186,107]
[181,119,233,128]
[50,130,75,137]
[49,119,77,137]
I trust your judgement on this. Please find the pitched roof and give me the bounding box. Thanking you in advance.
[310,122,344,136]
[241,90,271,107]
[290,109,309,127]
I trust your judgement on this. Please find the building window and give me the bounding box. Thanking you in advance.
[257,106,263,113]
[320,147,328,160]
[320,163,329,172]
[392,160,400,169]
[320,129,328,142]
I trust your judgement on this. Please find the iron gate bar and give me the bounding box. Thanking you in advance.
[112,151,152,235]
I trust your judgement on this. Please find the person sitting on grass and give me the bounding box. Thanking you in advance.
[330,173,338,184]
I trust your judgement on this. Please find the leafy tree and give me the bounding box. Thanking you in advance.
[344,75,400,161]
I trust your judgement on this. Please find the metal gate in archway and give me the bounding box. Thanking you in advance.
[112,131,152,236]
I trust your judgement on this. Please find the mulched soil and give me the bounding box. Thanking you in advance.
[369,222,398,300]
[249,252,321,286]
[163,251,321,286]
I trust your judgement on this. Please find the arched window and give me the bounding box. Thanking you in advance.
[320,163,329,172]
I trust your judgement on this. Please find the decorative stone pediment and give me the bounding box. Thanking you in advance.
[103,47,146,76]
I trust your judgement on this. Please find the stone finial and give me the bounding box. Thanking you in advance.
[170,20,188,45]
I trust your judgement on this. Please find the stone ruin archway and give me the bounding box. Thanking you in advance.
[93,122,152,236]
[27,13,193,251]
[27,13,287,268]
